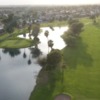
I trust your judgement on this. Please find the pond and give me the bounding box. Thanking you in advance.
[0,26,68,100]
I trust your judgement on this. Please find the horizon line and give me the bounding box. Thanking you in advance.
[0,4,100,6]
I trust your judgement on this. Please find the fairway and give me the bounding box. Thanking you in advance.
[0,38,33,48]
[0,28,33,48]
[30,18,100,100]
[60,18,100,100]
[61,18,100,100]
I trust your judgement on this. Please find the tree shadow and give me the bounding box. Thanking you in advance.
[93,22,100,28]
[29,68,58,100]
[63,37,93,69]
[57,68,65,93]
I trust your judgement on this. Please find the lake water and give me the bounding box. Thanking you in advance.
[0,26,68,100]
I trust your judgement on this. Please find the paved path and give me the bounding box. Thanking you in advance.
[54,94,71,100]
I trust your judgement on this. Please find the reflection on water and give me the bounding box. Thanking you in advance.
[18,26,68,54]
[30,47,42,58]
[23,48,27,58]
[2,48,21,57]
[0,26,68,100]
[0,48,41,100]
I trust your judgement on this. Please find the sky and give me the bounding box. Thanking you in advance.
[0,0,100,5]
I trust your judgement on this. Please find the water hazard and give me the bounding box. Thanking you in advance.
[0,26,68,100]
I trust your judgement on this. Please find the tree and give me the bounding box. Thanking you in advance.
[48,40,54,50]
[62,33,76,47]
[62,19,83,47]
[68,19,79,26]
[49,26,54,31]
[32,24,40,47]
[28,24,32,39]
[44,30,49,38]
[47,49,62,69]
[32,24,40,38]
[68,19,84,37]
[23,33,26,38]
[70,21,84,37]
[90,14,96,24]
[22,20,26,27]
[2,14,18,33]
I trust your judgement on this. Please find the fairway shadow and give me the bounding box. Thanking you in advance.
[63,37,93,69]
[29,68,57,100]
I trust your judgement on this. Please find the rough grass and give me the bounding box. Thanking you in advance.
[29,18,100,100]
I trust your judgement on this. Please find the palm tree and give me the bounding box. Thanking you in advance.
[44,30,49,53]
[23,33,26,38]
[49,26,54,31]
[48,40,54,51]
[44,30,49,38]
[32,24,40,39]
[28,24,32,39]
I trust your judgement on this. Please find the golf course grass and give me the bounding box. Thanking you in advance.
[0,18,100,100]
[0,20,67,49]
[0,38,33,48]
[29,18,100,100]
[0,28,34,48]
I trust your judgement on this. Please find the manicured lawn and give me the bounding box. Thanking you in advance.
[30,18,100,100]
[0,27,33,48]
[0,38,33,48]
[61,20,100,100]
